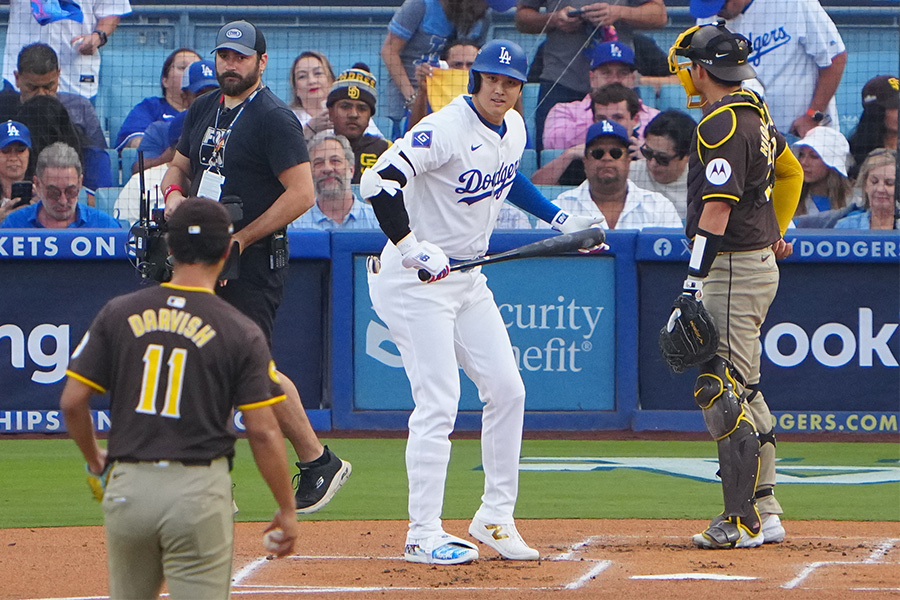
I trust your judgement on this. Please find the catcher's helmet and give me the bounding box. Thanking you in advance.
[674,22,756,82]
[468,39,528,94]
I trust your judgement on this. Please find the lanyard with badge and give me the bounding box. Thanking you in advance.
[198,86,262,202]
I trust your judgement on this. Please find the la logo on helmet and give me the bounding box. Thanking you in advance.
[498,47,511,65]
[201,64,213,77]
[7,122,20,136]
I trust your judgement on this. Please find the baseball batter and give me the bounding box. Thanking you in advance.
[665,22,801,549]
[363,39,603,565]
[60,198,299,598]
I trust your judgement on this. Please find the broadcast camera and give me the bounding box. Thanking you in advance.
[128,151,172,282]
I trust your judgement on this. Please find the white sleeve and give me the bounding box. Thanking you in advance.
[798,0,845,67]
[393,116,456,176]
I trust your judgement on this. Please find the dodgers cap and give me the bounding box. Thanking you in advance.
[585,119,631,147]
[181,60,218,94]
[0,120,31,149]
[689,0,726,18]
[213,20,266,57]
[484,0,517,11]
[590,41,636,71]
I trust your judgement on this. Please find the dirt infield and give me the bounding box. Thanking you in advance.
[2,520,897,599]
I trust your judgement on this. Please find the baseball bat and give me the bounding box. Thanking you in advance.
[417,227,606,282]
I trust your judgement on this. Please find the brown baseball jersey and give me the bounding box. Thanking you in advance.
[66,282,285,463]
[685,89,785,252]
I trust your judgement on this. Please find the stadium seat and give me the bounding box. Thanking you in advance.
[536,185,573,202]
[120,148,139,183]
[636,85,658,109]
[519,149,538,178]
[105,148,121,186]
[95,187,122,218]
[540,149,564,165]
[657,84,687,112]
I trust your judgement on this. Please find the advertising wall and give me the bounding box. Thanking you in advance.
[0,230,329,432]
[1,229,897,435]
[634,230,900,434]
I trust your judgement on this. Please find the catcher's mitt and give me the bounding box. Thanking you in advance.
[659,294,719,373]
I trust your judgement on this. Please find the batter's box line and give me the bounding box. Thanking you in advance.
[782,538,899,590]
[233,549,613,592]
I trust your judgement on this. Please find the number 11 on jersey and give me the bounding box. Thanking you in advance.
[136,344,188,418]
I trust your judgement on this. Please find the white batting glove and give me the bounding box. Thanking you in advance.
[551,210,606,234]
[397,233,450,283]
[551,210,608,253]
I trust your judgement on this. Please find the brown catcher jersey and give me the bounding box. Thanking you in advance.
[66,283,285,462]
[685,89,785,252]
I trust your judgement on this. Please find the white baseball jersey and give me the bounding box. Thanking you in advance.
[698,0,845,134]
[389,95,528,259]
[3,0,132,98]
[536,179,683,230]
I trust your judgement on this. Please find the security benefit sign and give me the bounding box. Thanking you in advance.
[354,256,616,411]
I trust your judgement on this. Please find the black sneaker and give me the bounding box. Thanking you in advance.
[293,445,352,514]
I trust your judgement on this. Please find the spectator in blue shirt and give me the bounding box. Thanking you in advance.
[289,132,378,230]
[115,48,200,149]
[0,142,120,228]
[135,59,219,173]
[835,148,897,230]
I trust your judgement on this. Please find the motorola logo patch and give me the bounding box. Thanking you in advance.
[705,158,732,185]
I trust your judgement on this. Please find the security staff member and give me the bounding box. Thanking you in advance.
[160,20,351,513]
[61,198,299,598]
[667,21,802,549]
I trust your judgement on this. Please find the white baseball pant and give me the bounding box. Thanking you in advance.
[368,243,527,540]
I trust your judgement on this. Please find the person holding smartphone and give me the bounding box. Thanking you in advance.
[0,119,32,222]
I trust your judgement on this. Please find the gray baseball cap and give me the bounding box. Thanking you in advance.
[213,20,266,57]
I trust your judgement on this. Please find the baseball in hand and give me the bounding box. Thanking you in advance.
[264,529,285,553]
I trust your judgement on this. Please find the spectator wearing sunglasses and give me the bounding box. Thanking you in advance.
[629,109,696,219]
[536,120,681,230]
[0,141,120,228]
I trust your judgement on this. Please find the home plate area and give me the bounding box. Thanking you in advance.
[231,520,898,599]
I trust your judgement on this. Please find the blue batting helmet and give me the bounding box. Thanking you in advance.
[468,39,528,94]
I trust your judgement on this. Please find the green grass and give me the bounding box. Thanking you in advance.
[1,438,897,528]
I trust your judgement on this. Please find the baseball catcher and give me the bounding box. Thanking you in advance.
[661,20,803,549]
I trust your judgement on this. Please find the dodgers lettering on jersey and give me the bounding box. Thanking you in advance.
[388,95,527,259]
[455,161,519,205]
[746,27,791,66]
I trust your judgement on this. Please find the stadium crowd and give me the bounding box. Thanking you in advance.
[0,0,896,231]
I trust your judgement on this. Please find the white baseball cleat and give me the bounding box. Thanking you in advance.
[761,513,785,543]
[468,518,540,560]
[404,532,479,565]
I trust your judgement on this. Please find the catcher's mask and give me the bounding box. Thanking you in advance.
[668,21,756,109]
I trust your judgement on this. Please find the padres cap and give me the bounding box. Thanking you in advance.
[585,119,631,148]
[213,20,266,57]
[167,197,234,260]
[0,120,31,149]
[589,41,636,71]
[326,68,378,115]
[793,126,850,178]
[181,60,218,94]
[861,75,899,110]
[678,22,756,83]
